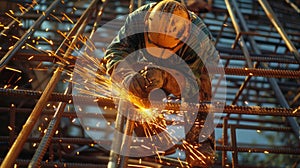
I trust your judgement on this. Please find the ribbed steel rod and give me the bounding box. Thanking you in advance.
[30,0,108,166]
[0,158,107,168]
[216,145,300,155]
[224,0,253,68]
[28,83,72,168]
[0,88,299,117]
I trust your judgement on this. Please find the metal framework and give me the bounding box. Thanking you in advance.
[0,0,299,167]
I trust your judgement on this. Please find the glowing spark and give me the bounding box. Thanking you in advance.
[12,35,20,40]
[182,140,207,165]
[28,56,34,60]
[141,145,151,150]
[57,30,67,39]
[26,43,40,51]
[8,126,12,131]
[5,12,22,25]
[41,37,53,45]
[5,67,22,73]
[17,4,27,13]
[50,13,62,23]
[62,13,74,24]
[177,157,185,167]
[292,106,300,114]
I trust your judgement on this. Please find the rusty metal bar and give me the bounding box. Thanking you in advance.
[0,158,107,168]
[224,0,253,68]
[228,0,259,107]
[216,145,300,155]
[0,0,62,72]
[230,125,238,167]
[0,88,299,117]
[258,0,300,64]
[0,0,100,167]
[215,14,229,45]
[222,117,229,167]
[28,83,72,168]
[29,0,108,166]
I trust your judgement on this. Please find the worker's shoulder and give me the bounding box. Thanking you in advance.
[188,11,204,25]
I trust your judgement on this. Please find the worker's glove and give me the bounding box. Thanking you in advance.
[123,67,181,99]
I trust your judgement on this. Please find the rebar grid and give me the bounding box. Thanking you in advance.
[0,0,299,167]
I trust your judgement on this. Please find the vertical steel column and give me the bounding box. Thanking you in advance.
[222,117,229,167]
[230,125,238,167]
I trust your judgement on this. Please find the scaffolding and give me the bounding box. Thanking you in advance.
[0,0,299,167]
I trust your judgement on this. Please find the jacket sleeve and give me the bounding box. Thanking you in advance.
[102,4,152,75]
[102,15,138,75]
[187,12,220,101]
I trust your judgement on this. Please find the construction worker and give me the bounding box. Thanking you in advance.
[102,0,219,167]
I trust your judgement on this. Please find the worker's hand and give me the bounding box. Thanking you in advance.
[124,67,183,99]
